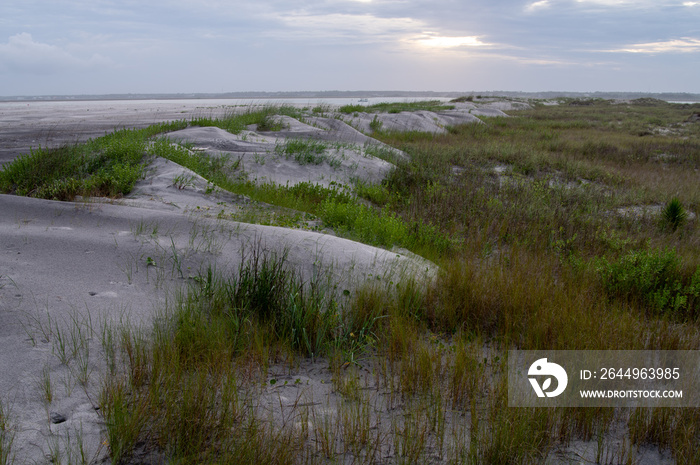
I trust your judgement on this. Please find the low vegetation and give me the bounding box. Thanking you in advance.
[190,105,302,134]
[3,99,700,463]
[0,122,186,200]
[339,100,454,114]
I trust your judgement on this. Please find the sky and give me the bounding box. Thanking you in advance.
[1,0,699,96]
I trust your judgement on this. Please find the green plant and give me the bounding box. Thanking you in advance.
[39,365,53,405]
[0,121,186,200]
[256,114,283,132]
[172,173,196,190]
[450,95,474,103]
[100,380,148,463]
[661,197,688,231]
[369,115,383,132]
[191,105,301,134]
[595,248,700,317]
[275,139,328,165]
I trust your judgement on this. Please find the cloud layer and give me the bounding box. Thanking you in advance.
[0,33,111,74]
[1,0,698,95]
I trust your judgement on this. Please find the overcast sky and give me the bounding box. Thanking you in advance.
[1,0,699,96]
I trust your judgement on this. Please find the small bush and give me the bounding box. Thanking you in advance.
[595,248,700,317]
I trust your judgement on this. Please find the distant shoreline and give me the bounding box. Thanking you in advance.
[2,90,700,103]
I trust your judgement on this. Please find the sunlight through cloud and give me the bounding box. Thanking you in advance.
[413,34,489,49]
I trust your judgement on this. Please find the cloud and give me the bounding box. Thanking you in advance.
[525,1,552,12]
[574,0,652,5]
[0,33,111,74]
[271,13,423,43]
[608,37,700,53]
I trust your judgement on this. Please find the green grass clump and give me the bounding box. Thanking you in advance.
[191,105,302,134]
[0,122,186,200]
[450,95,474,103]
[319,198,452,254]
[274,139,329,165]
[320,199,406,247]
[339,100,454,114]
[100,250,345,463]
[185,249,340,358]
[369,115,383,132]
[354,180,393,206]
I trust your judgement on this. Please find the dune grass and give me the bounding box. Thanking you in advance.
[190,105,303,134]
[0,121,187,200]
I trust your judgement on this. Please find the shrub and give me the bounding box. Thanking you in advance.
[595,248,700,317]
